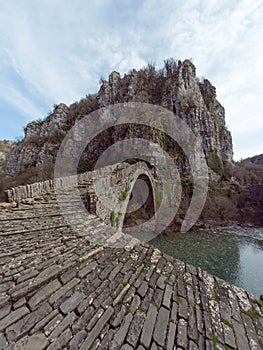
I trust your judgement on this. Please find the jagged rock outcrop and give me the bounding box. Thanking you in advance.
[5,59,233,177]
[96,60,232,164]
[6,104,69,176]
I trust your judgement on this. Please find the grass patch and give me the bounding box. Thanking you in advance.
[212,333,218,347]
[152,302,158,309]
[125,304,130,315]
[155,189,162,208]
[119,186,130,202]
[129,267,136,273]
[21,259,33,268]
[193,337,199,345]
[110,211,122,228]
[110,211,116,227]
[215,294,221,303]
[243,309,261,319]
[76,257,89,267]
[252,298,263,308]
[222,319,233,329]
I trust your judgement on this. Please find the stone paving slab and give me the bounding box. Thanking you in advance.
[0,194,263,349]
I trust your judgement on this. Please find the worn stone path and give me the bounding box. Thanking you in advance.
[0,193,263,349]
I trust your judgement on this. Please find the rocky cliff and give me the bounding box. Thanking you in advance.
[5,103,69,177]
[96,60,232,164]
[5,59,233,178]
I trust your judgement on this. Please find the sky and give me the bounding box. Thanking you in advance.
[0,0,262,160]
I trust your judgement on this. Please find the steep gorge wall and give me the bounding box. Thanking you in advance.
[5,59,233,178]
[97,60,232,164]
[5,103,69,177]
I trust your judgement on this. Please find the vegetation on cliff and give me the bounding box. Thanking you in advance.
[200,159,263,227]
[4,58,232,178]
[0,59,262,227]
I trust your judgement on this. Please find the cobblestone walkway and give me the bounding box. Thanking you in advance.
[0,194,263,349]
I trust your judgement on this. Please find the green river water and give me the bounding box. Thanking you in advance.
[150,226,263,296]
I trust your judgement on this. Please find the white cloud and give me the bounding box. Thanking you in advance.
[0,0,262,158]
[0,82,44,121]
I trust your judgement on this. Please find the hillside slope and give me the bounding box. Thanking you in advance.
[5,59,233,178]
[246,154,263,165]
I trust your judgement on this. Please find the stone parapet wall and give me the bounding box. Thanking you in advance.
[3,161,159,233]
[4,179,55,203]
[3,162,130,203]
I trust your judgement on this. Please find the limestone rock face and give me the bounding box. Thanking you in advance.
[96,59,233,164]
[5,59,233,177]
[6,103,69,176]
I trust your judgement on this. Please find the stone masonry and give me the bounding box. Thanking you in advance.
[0,185,263,349]
[4,162,161,233]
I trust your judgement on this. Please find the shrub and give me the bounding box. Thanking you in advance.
[119,186,130,202]
[232,160,263,185]
[157,128,165,149]
[208,149,224,175]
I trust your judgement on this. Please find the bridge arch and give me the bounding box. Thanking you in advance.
[123,172,156,230]
[83,161,160,235]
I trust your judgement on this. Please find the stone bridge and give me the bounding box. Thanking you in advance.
[84,161,159,230]
[0,162,263,349]
[4,161,176,240]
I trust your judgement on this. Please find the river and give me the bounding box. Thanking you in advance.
[150,226,263,296]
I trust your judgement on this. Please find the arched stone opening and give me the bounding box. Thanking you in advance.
[123,174,155,228]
